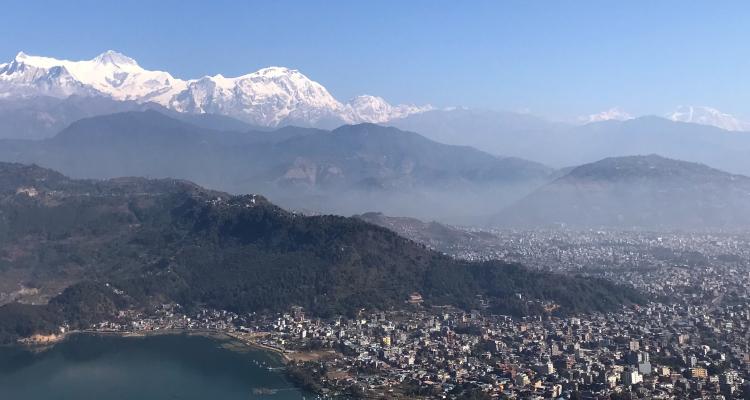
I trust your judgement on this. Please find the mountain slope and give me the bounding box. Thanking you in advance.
[259,123,552,188]
[568,117,750,175]
[0,95,260,140]
[0,51,183,103]
[355,212,498,255]
[0,163,644,342]
[394,111,750,176]
[391,108,568,157]
[495,155,750,229]
[0,111,552,221]
[0,96,163,140]
[0,51,430,130]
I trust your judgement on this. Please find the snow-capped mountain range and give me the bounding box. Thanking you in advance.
[667,105,750,132]
[0,50,431,127]
[580,105,750,132]
[3,50,749,133]
[579,107,633,123]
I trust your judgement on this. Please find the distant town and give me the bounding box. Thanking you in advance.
[25,229,750,399]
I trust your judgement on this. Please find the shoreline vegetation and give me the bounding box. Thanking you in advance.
[15,328,335,365]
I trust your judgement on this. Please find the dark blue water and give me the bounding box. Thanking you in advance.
[0,333,308,400]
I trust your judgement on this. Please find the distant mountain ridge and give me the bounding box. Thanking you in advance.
[0,95,265,140]
[667,105,750,132]
[495,155,750,229]
[0,110,553,221]
[355,212,497,255]
[0,50,431,128]
[5,50,750,179]
[3,110,748,227]
[393,110,750,176]
[0,162,645,343]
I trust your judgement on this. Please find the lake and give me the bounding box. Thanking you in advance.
[0,333,309,400]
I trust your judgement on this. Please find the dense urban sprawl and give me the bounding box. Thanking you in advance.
[44,229,750,399]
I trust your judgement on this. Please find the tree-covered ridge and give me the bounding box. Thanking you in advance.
[496,155,750,229]
[0,163,645,342]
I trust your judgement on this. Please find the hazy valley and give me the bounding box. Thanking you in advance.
[3,8,750,397]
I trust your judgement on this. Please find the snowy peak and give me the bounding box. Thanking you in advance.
[171,65,344,126]
[345,95,433,123]
[1,50,184,102]
[1,52,93,98]
[347,95,394,122]
[578,107,633,124]
[249,66,301,77]
[0,50,430,127]
[233,66,341,109]
[667,105,750,132]
[13,51,64,68]
[91,50,139,68]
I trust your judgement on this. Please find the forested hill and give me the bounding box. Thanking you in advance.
[495,155,750,229]
[0,163,645,342]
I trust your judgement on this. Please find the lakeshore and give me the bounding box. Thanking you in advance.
[0,333,309,400]
[17,326,335,366]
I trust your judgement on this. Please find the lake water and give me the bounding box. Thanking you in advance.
[0,333,309,400]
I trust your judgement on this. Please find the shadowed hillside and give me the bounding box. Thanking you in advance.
[495,155,750,229]
[0,163,644,343]
[0,111,553,221]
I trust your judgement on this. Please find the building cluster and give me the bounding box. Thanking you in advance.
[85,297,750,399]
[239,300,750,399]
[79,229,750,399]
[90,306,238,333]
[441,229,750,273]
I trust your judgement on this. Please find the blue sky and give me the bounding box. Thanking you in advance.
[2,1,749,120]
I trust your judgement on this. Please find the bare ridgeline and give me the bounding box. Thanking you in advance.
[0,51,749,399]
